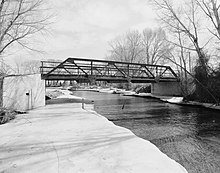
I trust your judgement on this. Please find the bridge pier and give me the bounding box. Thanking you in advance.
[88,75,96,85]
[151,82,182,96]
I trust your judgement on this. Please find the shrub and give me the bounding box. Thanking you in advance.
[189,59,220,103]
[0,108,16,125]
[133,85,151,93]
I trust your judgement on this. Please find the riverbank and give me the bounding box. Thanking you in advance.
[0,90,187,173]
[77,87,220,111]
[133,93,220,110]
[71,89,220,173]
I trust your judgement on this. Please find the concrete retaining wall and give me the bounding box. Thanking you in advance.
[2,74,45,111]
[151,82,182,96]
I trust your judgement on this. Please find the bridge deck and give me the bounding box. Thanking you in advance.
[40,58,178,83]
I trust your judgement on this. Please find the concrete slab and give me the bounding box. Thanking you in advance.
[0,103,187,173]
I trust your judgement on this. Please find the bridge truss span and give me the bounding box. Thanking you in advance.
[40,57,179,83]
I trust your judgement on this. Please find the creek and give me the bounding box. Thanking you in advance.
[72,91,220,173]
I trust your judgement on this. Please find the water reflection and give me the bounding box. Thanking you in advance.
[72,91,220,173]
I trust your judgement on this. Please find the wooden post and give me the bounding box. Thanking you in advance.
[82,98,84,109]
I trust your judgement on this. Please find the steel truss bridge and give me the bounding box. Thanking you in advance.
[40,58,179,83]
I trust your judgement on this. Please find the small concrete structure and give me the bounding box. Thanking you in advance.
[2,74,45,111]
[151,82,182,96]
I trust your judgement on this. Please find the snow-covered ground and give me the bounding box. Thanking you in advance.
[98,88,136,96]
[99,88,116,94]
[46,88,64,98]
[135,93,152,97]
[165,97,184,103]
[135,93,184,104]
[120,90,136,96]
[0,90,187,173]
[57,89,82,100]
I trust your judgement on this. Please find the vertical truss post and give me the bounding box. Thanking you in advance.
[107,63,110,76]
[91,61,93,76]
[155,66,157,77]
[127,64,130,77]
[40,61,44,74]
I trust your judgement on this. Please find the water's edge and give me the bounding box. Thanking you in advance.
[71,91,220,173]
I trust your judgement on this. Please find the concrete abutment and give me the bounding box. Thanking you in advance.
[151,82,182,96]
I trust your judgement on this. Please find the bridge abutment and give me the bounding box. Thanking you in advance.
[151,82,182,96]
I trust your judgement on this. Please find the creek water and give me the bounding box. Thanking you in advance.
[72,91,220,173]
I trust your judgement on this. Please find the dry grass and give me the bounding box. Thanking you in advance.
[0,108,16,125]
[46,89,63,99]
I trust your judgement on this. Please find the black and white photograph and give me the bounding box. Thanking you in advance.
[0,0,220,172]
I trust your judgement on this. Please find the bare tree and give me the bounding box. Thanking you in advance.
[151,0,207,60]
[196,0,220,40]
[108,28,172,65]
[0,57,15,75]
[151,0,220,103]
[14,59,41,74]
[168,43,193,95]
[108,36,128,62]
[141,28,171,65]
[126,30,143,63]
[151,0,213,84]
[171,25,192,75]
[108,30,143,63]
[0,0,51,56]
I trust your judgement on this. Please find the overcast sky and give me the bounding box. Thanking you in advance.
[8,0,158,63]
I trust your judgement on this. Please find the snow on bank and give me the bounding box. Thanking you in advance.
[99,88,116,94]
[46,88,83,100]
[57,89,82,100]
[135,93,184,104]
[46,88,63,98]
[135,93,152,97]
[0,102,187,173]
[120,90,136,96]
[164,97,184,103]
[98,88,137,96]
